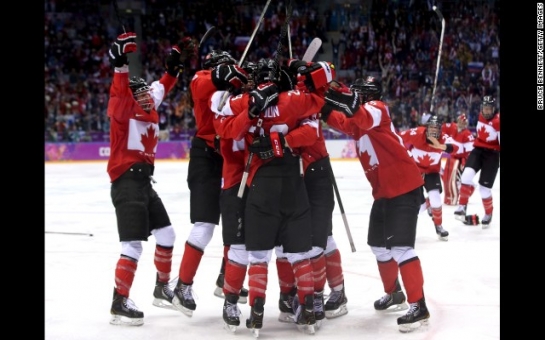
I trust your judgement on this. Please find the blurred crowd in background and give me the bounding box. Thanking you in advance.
[44,0,500,143]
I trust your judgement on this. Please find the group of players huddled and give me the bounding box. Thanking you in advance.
[105,28,499,336]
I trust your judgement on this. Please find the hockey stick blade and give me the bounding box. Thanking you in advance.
[45,231,94,236]
[199,26,216,49]
[302,37,322,62]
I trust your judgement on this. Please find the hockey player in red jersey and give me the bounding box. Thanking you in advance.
[440,113,475,205]
[106,32,196,326]
[399,115,459,241]
[210,58,331,335]
[173,50,249,317]
[319,76,430,333]
[273,59,349,322]
[454,96,500,228]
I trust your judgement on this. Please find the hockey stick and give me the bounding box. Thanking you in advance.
[237,0,294,198]
[328,164,356,252]
[302,38,322,62]
[429,5,445,113]
[112,0,127,33]
[45,231,94,237]
[198,25,217,55]
[217,0,273,111]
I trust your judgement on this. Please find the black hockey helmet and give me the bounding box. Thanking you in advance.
[426,115,442,139]
[129,76,153,111]
[350,76,382,103]
[203,50,236,70]
[481,95,496,120]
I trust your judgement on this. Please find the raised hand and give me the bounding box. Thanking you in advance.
[321,83,359,121]
[109,32,137,68]
[211,64,249,91]
[248,82,279,119]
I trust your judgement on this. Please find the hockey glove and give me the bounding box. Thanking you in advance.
[211,64,249,91]
[463,214,480,226]
[248,132,286,160]
[109,32,137,68]
[323,83,360,117]
[165,45,184,77]
[248,82,279,119]
[297,61,336,93]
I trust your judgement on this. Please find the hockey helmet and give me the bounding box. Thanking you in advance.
[481,96,496,120]
[426,115,442,139]
[129,76,153,111]
[203,50,236,70]
[350,76,382,104]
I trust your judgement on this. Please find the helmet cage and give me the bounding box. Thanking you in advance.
[129,77,153,111]
[426,116,442,139]
[481,96,495,119]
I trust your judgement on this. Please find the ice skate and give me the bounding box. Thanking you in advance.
[324,286,348,319]
[481,214,492,229]
[223,293,241,333]
[110,288,144,326]
[246,297,265,338]
[278,288,297,323]
[313,291,325,329]
[294,294,316,335]
[374,280,408,312]
[397,297,430,333]
[172,281,196,317]
[214,273,248,304]
[152,274,176,310]
[454,205,467,221]
[435,225,449,241]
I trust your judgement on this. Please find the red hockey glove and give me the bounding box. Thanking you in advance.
[109,32,137,68]
[211,64,249,91]
[297,61,336,92]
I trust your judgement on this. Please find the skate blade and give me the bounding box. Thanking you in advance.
[437,235,449,241]
[152,298,176,310]
[249,328,260,338]
[172,299,194,317]
[109,315,144,326]
[296,323,316,335]
[481,223,491,229]
[315,319,323,330]
[398,318,429,333]
[223,322,238,333]
[213,287,224,299]
[278,312,295,323]
[325,304,348,319]
[377,302,409,313]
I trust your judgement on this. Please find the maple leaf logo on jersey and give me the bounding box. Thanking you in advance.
[360,150,372,170]
[478,125,490,141]
[417,154,434,167]
[141,126,158,153]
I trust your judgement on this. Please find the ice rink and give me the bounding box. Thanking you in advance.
[45,159,500,340]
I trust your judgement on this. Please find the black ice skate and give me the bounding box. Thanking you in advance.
[223,293,241,333]
[454,205,467,221]
[313,291,325,329]
[246,297,265,338]
[110,288,144,326]
[278,287,297,323]
[481,214,492,228]
[152,274,176,310]
[324,286,348,319]
[374,279,408,312]
[172,281,196,317]
[214,273,248,304]
[294,294,316,335]
[435,225,449,241]
[397,297,430,333]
